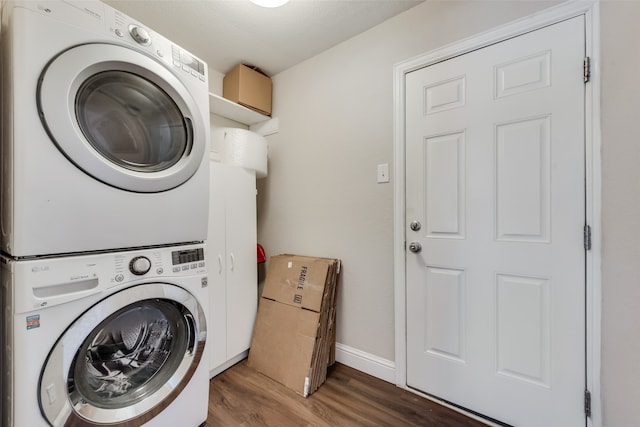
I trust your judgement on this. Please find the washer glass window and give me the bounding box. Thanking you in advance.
[75,71,190,172]
[68,299,191,409]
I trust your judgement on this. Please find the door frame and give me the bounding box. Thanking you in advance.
[392,1,601,425]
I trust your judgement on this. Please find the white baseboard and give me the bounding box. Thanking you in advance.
[210,345,396,385]
[335,343,396,384]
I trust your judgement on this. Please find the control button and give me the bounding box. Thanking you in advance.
[156,267,164,274]
[181,265,189,271]
[129,256,151,275]
[190,263,198,269]
[182,64,190,72]
[114,29,124,37]
[156,50,164,58]
[173,60,181,67]
[198,261,205,267]
[115,274,124,282]
[129,25,151,46]
[172,266,181,273]
[199,75,205,82]
[191,70,198,77]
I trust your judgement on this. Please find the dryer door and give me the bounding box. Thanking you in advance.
[38,43,207,193]
[39,283,207,427]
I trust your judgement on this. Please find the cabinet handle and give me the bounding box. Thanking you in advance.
[217,255,223,274]
[229,253,235,272]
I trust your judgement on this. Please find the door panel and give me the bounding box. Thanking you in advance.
[425,132,466,239]
[207,162,257,373]
[224,165,258,359]
[38,43,206,193]
[405,16,586,426]
[39,283,206,427]
[495,116,551,242]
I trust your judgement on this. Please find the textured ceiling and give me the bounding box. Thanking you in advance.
[103,0,424,77]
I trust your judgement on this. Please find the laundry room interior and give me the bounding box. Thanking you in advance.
[1,0,639,426]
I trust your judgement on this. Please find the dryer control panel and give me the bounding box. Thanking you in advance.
[105,6,207,83]
[18,0,208,83]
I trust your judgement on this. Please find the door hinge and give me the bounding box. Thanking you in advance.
[584,224,592,251]
[584,389,592,417]
[584,57,591,83]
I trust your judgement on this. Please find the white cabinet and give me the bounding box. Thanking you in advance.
[207,161,258,377]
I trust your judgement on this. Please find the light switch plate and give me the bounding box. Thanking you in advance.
[377,163,390,183]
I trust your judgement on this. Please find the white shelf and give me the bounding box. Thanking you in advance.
[208,93,269,125]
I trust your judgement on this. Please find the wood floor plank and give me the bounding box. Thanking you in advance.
[205,361,488,426]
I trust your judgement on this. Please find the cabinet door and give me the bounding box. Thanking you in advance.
[207,162,228,372]
[224,166,258,360]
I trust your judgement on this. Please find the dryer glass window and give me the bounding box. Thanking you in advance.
[68,299,193,409]
[75,71,190,172]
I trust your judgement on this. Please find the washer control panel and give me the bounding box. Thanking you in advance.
[114,245,206,282]
[7,243,207,313]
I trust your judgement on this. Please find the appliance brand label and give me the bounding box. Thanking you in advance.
[26,315,40,330]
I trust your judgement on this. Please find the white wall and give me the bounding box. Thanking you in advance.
[600,2,640,426]
[258,0,557,362]
[208,68,225,97]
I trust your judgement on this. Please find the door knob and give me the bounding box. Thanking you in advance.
[410,221,421,231]
[408,242,422,253]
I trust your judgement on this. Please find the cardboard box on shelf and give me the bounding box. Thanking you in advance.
[247,254,341,397]
[223,64,272,116]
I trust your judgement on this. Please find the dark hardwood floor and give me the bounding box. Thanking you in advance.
[205,360,487,426]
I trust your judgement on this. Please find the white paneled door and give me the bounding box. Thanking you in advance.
[405,17,586,426]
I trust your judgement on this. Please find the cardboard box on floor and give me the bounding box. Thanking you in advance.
[247,254,341,397]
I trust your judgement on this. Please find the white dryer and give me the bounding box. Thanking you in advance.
[0,0,211,257]
[1,243,209,427]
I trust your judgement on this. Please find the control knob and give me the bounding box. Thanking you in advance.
[129,256,151,275]
[129,25,151,46]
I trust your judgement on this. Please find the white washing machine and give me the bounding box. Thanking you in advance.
[0,243,209,427]
[0,0,211,257]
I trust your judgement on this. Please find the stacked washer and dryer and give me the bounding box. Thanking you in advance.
[1,1,212,426]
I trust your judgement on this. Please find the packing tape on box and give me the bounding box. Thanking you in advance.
[211,127,268,178]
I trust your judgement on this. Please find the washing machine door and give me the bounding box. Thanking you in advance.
[38,43,207,193]
[38,283,207,427]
